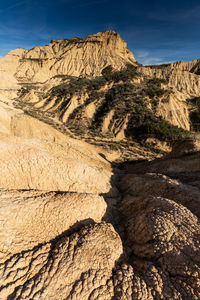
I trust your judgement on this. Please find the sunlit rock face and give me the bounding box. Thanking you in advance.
[0,30,136,85]
[0,30,200,299]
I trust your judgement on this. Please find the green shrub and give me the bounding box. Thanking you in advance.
[102,64,140,82]
[50,76,106,98]
[145,78,168,97]
[91,83,138,128]
[127,114,190,142]
[145,86,166,97]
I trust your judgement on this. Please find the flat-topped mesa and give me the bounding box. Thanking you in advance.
[0,30,136,83]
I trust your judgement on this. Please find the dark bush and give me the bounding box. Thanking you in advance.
[145,78,168,98]
[187,97,200,131]
[102,64,140,82]
[50,76,106,98]
[127,114,190,142]
[147,78,168,85]
[91,83,138,127]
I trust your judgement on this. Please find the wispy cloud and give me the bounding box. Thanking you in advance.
[135,50,149,59]
[135,50,170,65]
[142,57,168,65]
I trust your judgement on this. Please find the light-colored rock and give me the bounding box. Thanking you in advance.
[61,95,81,122]
[102,109,115,134]
[0,223,123,299]
[111,166,200,299]
[139,59,200,98]
[0,134,111,193]
[0,31,200,135]
[120,172,200,217]
[0,30,200,300]
[139,60,200,130]
[0,48,26,88]
[0,31,136,84]
[156,92,190,130]
[117,193,200,299]
[0,101,112,170]
[0,102,114,196]
[0,189,107,260]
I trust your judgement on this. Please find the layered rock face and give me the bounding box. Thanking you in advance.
[0,101,122,299]
[139,60,200,130]
[1,30,200,136]
[139,59,200,98]
[0,31,200,299]
[13,51,200,141]
[0,30,136,86]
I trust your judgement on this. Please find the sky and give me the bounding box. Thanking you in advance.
[0,0,200,65]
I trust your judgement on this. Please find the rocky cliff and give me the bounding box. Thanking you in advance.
[1,31,200,135]
[0,31,200,299]
[0,30,136,86]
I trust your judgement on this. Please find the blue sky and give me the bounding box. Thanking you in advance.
[0,0,200,65]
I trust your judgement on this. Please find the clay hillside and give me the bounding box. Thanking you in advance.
[0,30,200,299]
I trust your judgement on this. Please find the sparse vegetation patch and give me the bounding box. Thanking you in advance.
[50,76,107,98]
[102,64,140,82]
[145,78,169,98]
[187,97,200,131]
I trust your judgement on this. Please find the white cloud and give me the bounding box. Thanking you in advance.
[134,50,167,65]
[142,58,168,65]
[135,50,149,58]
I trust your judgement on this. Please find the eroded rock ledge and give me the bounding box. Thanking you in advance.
[1,152,200,299]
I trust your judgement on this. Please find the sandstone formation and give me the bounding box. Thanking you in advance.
[0,134,112,193]
[0,30,199,138]
[0,30,200,300]
[0,190,107,260]
[0,101,112,169]
[1,154,200,299]
[0,30,136,86]
[0,30,199,136]
[15,53,200,141]
[0,223,123,299]
[120,172,200,218]
[113,169,200,299]
[138,60,200,130]
[116,196,200,299]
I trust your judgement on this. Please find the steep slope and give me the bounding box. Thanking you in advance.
[16,63,190,150]
[139,60,200,130]
[0,48,25,88]
[0,30,200,300]
[0,31,136,86]
[1,30,200,139]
